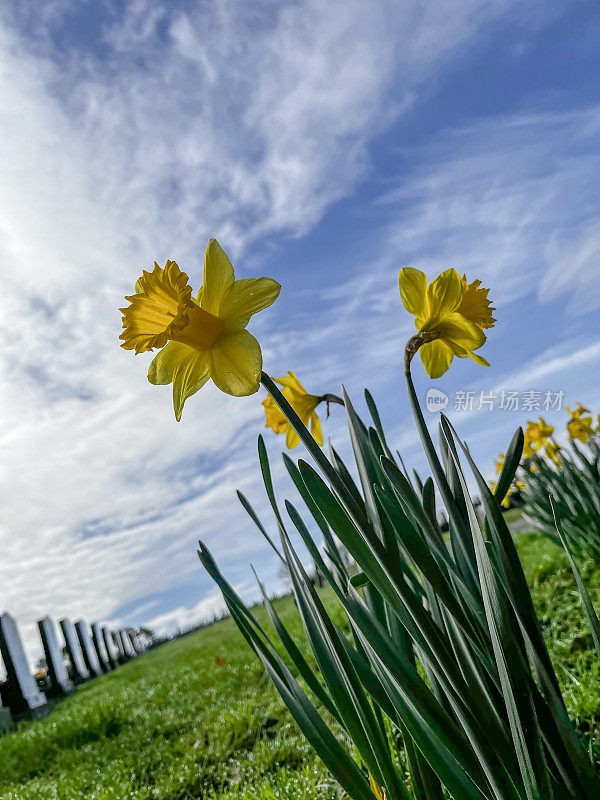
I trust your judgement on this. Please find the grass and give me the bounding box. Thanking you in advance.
[0,533,599,799]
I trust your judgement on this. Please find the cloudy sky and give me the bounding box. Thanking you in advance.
[1,0,599,663]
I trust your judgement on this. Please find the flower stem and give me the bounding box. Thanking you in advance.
[404,366,465,531]
[318,393,344,418]
[404,331,440,371]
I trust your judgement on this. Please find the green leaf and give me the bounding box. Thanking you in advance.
[494,427,524,506]
[551,499,600,661]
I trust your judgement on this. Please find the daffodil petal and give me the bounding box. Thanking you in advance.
[202,238,235,316]
[219,277,281,330]
[310,412,323,446]
[426,268,462,320]
[469,352,490,367]
[210,330,262,396]
[435,312,486,352]
[398,268,428,318]
[276,371,307,394]
[419,339,454,378]
[286,425,301,449]
[147,341,210,421]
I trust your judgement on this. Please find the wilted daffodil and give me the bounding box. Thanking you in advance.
[120,239,280,420]
[566,403,594,443]
[262,371,339,449]
[545,441,561,467]
[398,267,495,378]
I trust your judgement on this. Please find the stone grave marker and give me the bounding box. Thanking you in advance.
[75,621,103,678]
[101,626,119,670]
[0,700,11,734]
[59,618,90,684]
[122,629,137,659]
[113,630,128,664]
[37,616,74,697]
[91,623,112,672]
[0,612,47,716]
[129,630,144,654]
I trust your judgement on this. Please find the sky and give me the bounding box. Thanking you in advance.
[1,0,599,665]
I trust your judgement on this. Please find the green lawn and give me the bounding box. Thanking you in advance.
[0,532,599,799]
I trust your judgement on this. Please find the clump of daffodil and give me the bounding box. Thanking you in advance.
[398,267,495,378]
[120,239,280,420]
[262,371,342,449]
[566,403,594,443]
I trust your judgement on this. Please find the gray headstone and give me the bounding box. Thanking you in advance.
[121,630,137,658]
[91,623,112,672]
[129,630,144,654]
[74,621,103,677]
[0,612,46,715]
[0,705,11,734]
[101,627,119,670]
[59,618,90,683]
[37,616,74,697]
[113,630,127,663]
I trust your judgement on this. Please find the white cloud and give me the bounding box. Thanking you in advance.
[540,220,600,313]
[144,589,228,638]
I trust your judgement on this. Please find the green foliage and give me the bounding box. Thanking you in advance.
[200,376,600,800]
[521,438,600,562]
[0,539,599,799]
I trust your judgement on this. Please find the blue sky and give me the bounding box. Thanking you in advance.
[1,0,599,659]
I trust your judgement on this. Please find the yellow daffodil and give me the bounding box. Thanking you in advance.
[398,267,493,378]
[495,453,505,474]
[566,403,594,443]
[522,431,534,459]
[524,418,554,454]
[263,371,323,449]
[120,239,281,420]
[490,481,513,509]
[568,402,590,419]
[515,480,526,492]
[545,441,561,467]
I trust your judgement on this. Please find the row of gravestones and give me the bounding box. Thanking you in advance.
[0,611,145,729]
